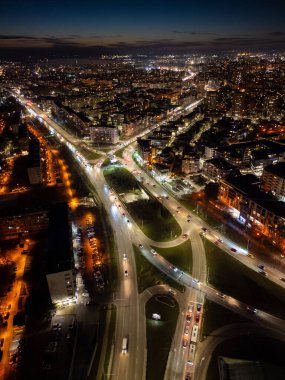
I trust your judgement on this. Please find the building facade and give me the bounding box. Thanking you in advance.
[219,174,285,253]
[46,203,76,305]
[90,125,119,145]
[262,162,285,201]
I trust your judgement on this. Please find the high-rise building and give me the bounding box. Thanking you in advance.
[27,137,41,185]
[262,162,285,201]
[46,203,76,305]
[90,125,119,145]
[232,91,245,117]
[206,90,217,111]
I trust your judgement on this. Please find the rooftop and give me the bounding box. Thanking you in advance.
[46,203,73,274]
[264,162,285,179]
[223,174,285,218]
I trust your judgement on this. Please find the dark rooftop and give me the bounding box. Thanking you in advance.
[264,162,285,179]
[205,157,236,171]
[46,203,73,274]
[224,174,285,217]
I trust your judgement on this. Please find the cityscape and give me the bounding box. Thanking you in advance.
[1,2,285,380]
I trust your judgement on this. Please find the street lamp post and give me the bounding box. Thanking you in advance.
[247,236,250,253]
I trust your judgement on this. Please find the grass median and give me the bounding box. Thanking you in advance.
[205,240,285,319]
[146,295,179,380]
[201,299,248,338]
[153,240,193,274]
[104,165,181,241]
[133,246,184,293]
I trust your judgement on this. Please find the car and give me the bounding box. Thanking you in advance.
[52,323,62,330]
[218,238,224,243]
[196,303,202,311]
[184,326,190,335]
[151,249,157,255]
[187,360,194,365]
[188,304,193,313]
[187,219,191,223]
[182,234,188,239]
[280,278,285,282]
[139,244,143,249]
[45,341,58,353]
[201,227,207,232]
[258,264,265,270]
[216,292,226,299]
[185,373,191,380]
[192,278,200,284]
[195,313,200,322]
[168,288,176,296]
[123,253,127,261]
[170,265,178,272]
[230,248,237,252]
[82,292,89,297]
[182,339,188,348]
[186,314,191,323]
[246,306,257,313]
[124,270,128,277]
[42,361,51,370]
[259,270,267,276]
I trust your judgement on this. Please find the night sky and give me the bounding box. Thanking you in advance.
[0,0,285,56]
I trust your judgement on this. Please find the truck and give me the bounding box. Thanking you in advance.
[122,337,128,354]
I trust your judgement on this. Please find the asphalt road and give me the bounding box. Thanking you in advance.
[14,92,285,380]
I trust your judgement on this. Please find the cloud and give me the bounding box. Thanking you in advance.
[105,39,209,52]
[89,34,122,39]
[172,30,219,36]
[268,31,285,36]
[41,37,82,46]
[0,35,37,40]
[213,37,251,41]
[67,34,82,38]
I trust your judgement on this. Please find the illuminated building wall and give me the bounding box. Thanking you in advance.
[182,154,200,175]
[202,157,238,181]
[219,175,285,252]
[90,125,119,145]
[262,162,285,201]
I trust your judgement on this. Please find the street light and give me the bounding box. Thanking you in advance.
[247,236,250,253]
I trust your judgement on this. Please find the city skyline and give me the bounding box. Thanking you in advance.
[0,0,285,57]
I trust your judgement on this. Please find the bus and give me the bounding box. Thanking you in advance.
[190,325,199,344]
[122,337,128,354]
[188,344,196,364]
